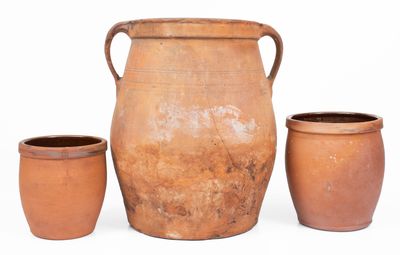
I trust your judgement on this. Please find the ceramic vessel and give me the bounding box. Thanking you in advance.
[19,135,107,240]
[105,18,283,239]
[285,112,384,231]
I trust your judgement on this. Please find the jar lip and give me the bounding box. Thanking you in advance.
[286,112,383,134]
[122,18,268,39]
[19,135,107,160]
[133,18,260,25]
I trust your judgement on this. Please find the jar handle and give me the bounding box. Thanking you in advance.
[104,21,131,84]
[260,24,283,83]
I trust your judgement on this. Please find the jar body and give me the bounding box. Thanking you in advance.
[286,115,384,231]
[111,37,277,239]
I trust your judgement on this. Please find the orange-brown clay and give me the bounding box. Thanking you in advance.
[19,136,107,240]
[105,18,283,239]
[285,112,384,231]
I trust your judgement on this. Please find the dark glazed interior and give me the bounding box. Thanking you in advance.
[25,136,102,147]
[292,113,377,123]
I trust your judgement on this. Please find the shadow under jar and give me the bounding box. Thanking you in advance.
[19,135,107,240]
[285,112,384,231]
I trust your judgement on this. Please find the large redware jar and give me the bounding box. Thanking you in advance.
[286,112,384,231]
[105,18,283,239]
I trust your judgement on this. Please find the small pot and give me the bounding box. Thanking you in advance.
[19,135,107,240]
[285,112,384,231]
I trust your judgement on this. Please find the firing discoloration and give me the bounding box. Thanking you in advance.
[113,143,275,239]
[149,103,258,144]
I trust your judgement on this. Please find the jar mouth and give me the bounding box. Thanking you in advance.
[286,112,383,134]
[19,135,107,159]
[291,112,378,123]
[24,136,102,147]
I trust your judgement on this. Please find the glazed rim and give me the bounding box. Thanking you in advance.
[19,135,107,160]
[286,112,383,134]
[120,18,270,39]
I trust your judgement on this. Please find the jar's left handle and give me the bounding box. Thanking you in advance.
[105,21,131,85]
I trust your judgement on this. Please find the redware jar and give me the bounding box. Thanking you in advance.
[285,112,384,231]
[105,18,283,239]
[19,135,107,239]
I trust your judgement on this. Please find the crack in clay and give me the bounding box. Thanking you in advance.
[202,82,240,169]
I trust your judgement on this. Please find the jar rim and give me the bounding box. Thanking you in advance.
[18,135,107,160]
[286,112,383,134]
[120,18,269,39]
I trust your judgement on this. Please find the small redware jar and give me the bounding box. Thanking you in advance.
[19,135,107,240]
[285,112,384,231]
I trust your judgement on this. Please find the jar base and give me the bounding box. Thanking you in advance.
[128,220,258,240]
[298,219,372,232]
[29,228,95,240]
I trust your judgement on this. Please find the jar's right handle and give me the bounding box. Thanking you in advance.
[260,24,283,83]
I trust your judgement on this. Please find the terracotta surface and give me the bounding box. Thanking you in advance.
[19,136,107,240]
[285,112,384,231]
[105,18,283,239]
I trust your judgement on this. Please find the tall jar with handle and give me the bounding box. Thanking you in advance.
[105,18,283,239]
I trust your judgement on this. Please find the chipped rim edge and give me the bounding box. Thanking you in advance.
[286,112,383,135]
[18,135,107,160]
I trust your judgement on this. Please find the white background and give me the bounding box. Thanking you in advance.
[1,0,399,254]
